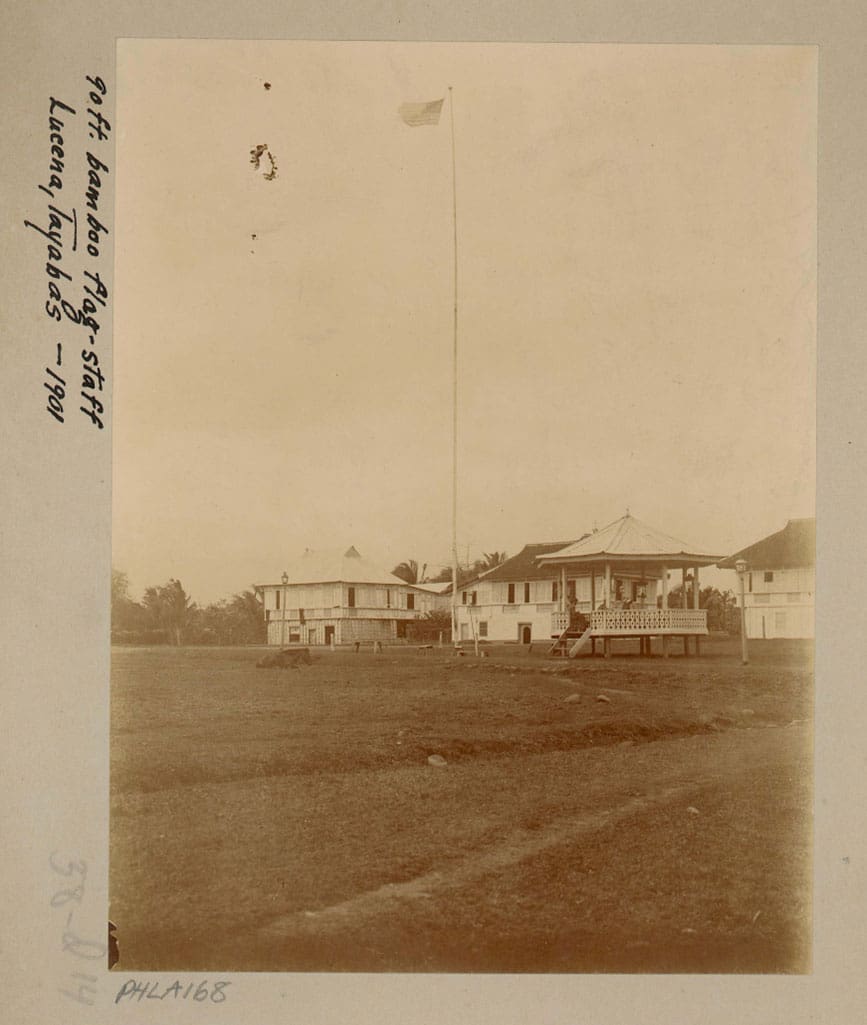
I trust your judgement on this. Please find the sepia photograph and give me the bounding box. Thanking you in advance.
[109,40,815,974]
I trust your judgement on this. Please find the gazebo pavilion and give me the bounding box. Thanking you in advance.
[537,512,723,658]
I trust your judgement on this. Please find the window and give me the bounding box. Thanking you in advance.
[462,591,468,605]
[748,573,752,593]
[479,621,488,637]
[524,582,530,603]
[552,580,558,602]
[386,590,391,608]
[471,591,477,605]
[407,593,415,611]
[507,583,515,604]
[347,587,355,608]
[764,571,774,583]
[275,590,280,610]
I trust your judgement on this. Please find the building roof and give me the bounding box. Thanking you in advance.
[414,581,452,594]
[537,513,722,567]
[475,540,584,583]
[717,518,815,570]
[257,546,409,587]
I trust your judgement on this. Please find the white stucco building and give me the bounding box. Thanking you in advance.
[453,540,582,646]
[718,518,815,639]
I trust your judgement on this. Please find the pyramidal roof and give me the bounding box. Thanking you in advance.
[264,546,409,586]
[537,513,721,566]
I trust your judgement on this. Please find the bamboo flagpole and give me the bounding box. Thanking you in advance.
[398,90,459,645]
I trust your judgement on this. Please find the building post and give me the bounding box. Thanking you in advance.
[603,562,611,658]
[281,571,288,649]
[682,567,689,656]
[661,564,668,658]
[736,559,749,664]
[693,564,701,656]
[590,570,597,654]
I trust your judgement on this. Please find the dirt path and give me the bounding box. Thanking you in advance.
[256,722,809,945]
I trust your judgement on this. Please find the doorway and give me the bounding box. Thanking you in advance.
[519,623,532,644]
[324,625,335,646]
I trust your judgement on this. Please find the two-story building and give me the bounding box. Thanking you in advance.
[453,540,582,645]
[718,518,815,639]
[255,546,447,646]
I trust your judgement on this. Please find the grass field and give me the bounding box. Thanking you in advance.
[110,637,812,973]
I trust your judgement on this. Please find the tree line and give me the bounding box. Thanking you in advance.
[665,584,740,633]
[111,570,265,646]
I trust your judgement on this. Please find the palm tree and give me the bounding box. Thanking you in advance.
[392,559,420,584]
[142,578,195,645]
[230,589,266,643]
[474,551,507,574]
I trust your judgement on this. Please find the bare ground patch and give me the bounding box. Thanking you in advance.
[110,639,812,972]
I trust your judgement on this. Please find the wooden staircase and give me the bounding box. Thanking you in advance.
[548,623,593,658]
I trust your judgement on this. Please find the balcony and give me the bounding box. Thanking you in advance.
[269,606,419,621]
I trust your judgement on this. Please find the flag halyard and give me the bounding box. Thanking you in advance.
[398,98,445,126]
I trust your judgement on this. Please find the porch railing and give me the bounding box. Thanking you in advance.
[551,611,570,633]
[591,608,707,634]
[551,608,707,635]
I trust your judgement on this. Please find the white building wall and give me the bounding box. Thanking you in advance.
[741,566,815,639]
[455,601,552,644]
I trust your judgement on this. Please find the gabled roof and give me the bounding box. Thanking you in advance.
[257,546,409,587]
[538,513,721,567]
[717,518,815,570]
[475,540,584,583]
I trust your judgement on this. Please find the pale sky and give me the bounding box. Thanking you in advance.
[114,41,816,604]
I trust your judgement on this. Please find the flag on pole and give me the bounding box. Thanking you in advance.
[398,98,444,126]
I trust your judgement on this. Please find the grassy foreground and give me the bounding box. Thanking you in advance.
[110,637,812,972]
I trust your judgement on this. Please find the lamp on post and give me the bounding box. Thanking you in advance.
[281,571,288,650]
[735,559,749,665]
